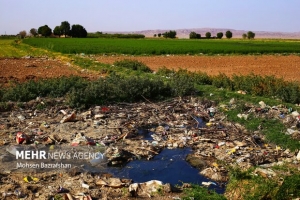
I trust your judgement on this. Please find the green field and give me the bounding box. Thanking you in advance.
[23,38,300,55]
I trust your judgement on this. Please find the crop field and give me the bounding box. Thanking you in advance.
[23,38,300,55]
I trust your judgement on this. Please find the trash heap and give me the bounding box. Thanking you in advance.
[0,96,299,199]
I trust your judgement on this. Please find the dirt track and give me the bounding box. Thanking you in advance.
[97,55,300,82]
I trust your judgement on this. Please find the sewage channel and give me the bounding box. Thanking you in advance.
[105,147,225,194]
[103,126,226,194]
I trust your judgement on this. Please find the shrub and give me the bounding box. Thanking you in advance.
[169,69,197,96]
[212,73,233,90]
[113,59,152,73]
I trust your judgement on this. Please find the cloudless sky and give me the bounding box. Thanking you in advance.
[0,0,299,35]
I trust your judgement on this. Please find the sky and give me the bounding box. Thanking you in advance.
[0,0,299,35]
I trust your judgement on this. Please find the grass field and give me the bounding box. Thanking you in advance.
[23,38,300,55]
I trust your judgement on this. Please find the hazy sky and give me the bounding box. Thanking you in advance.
[1,0,299,35]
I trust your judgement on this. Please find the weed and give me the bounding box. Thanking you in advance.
[182,184,226,200]
[113,59,152,73]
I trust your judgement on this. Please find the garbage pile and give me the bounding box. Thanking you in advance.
[0,96,299,198]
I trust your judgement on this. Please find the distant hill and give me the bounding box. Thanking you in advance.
[104,28,300,39]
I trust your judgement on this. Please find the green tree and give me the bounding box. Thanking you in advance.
[38,25,52,37]
[71,24,87,38]
[247,31,255,39]
[216,32,223,39]
[225,30,233,39]
[29,28,38,37]
[242,33,247,39]
[158,33,162,37]
[189,32,201,39]
[163,30,177,38]
[60,21,70,37]
[154,34,157,37]
[53,26,62,37]
[189,31,197,39]
[205,32,211,38]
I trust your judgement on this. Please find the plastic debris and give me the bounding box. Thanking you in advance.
[24,176,39,183]
[16,132,27,144]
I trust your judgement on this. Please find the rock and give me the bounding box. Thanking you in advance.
[96,179,108,186]
[129,180,163,198]
[108,178,124,188]
[254,168,277,178]
[186,154,207,170]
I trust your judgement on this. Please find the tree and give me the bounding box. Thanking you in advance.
[225,30,232,39]
[242,33,247,39]
[247,31,255,39]
[216,32,223,39]
[189,32,197,39]
[189,32,201,39]
[163,30,176,38]
[205,32,211,38]
[71,24,87,38]
[60,21,70,37]
[158,33,162,37]
[53,26,62,37]
[38,25,52,37]
[19,30,26,39]
[29,28,38,37]
[154,34,157,37]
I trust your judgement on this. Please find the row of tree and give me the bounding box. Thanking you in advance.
[24,21,87,38]
[152,30,255,39]
[243,31,255,39]
[190,30,255,39]
[153,30,177,38]
[190,31,233,39]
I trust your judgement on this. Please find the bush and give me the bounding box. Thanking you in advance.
[1,76,88,102]
[212,73,233,90]
[169,69,197,96]
[65,74,172,108]
[113,59,152,73]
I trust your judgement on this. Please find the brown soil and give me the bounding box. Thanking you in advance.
[96,55,300,82]
[0,58,99,86]
[1,55,300,84]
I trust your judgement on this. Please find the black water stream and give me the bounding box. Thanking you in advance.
[105,147,225,194]
[103,121,225,194]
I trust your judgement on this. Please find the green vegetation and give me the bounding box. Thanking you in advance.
[182,184,226,200]
[113,59,152,73]
[162,30,177,38]
[226,167,300,200]
[225,30,233,39]
[189,31,201,39]
[23,38,300,55]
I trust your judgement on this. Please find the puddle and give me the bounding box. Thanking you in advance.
[104,148,225,194]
